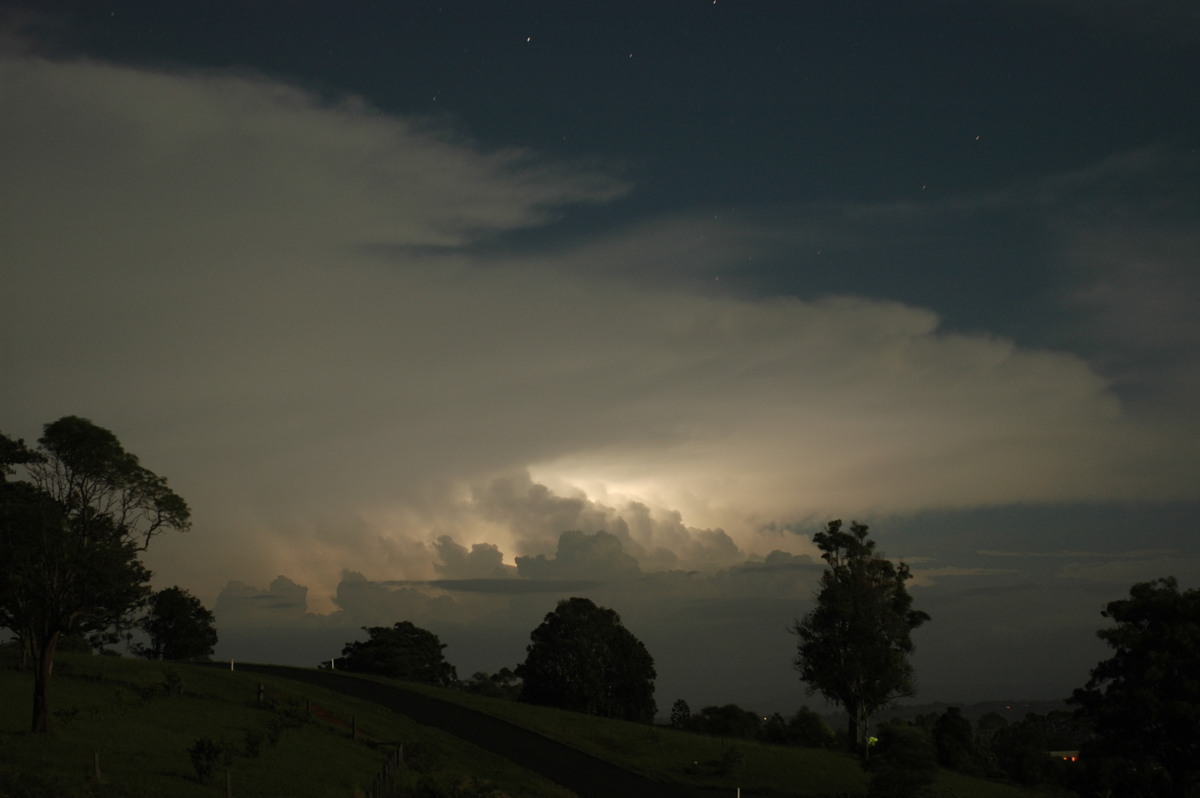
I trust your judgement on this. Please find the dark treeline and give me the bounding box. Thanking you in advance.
[668,700,836,749]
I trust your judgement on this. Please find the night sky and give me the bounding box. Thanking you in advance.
[3,1,1199,714]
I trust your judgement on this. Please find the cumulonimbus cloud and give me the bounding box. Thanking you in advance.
[2,51,1194,617]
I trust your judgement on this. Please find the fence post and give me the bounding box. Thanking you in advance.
[351,715,357,740]
[257,683,264,705]
[93,750,101,782]
[226,769,232,798]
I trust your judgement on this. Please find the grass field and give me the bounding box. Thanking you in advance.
[0,653,570,797]
[1,652,1054,797]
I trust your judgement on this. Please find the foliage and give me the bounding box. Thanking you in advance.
[338,621,458,686]
[670,698,691,728]
[0,417,190,732]
[684,703,763,739]
[516,596,657,723]
[792,520,930,757]
[461,667,521,699]
[984,710,1085,785]
[787,706,837,749]
[136,586,218,660]
[867,723,938,798]
[971,711,1008,775]
[188,737,225,783]
[1070,576,1200,798]
[760,711,789,743]
[932,706,977,773]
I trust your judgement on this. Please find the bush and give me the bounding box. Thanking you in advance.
[789,706,837,748]
[685,704,761,739]
[188,737,224,783]
[243,729,265,758]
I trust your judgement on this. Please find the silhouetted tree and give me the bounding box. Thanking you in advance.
[1071,577,1200,798]
[792,520,929,758]
[136,586,217,660]
[760,712,790,744]
[516,597,656,722]
[338,621,458,686]
[973,710,1007,775]
[0,418,190,732]
[991,713,1059,785]
[933,706,977,773]
[670,698,692,729]
[462,667,521,699]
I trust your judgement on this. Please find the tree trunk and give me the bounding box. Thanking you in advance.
[846,702,870,760]
[31,632,58,733]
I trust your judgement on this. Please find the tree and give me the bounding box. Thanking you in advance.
[932,706,977,773]
[670,698,692,729]
[338,621,458,686]
[136,586,218,660]
[686,704,763,739]
[791,520,929,758]
[0,417,190,732]
[1070,576,1200,798]
[989,713,1056,785]
[788,706,836,749]
[516,596,657,723]
[461,667,521,699]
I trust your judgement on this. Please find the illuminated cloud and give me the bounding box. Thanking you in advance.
[4,51,1193,598]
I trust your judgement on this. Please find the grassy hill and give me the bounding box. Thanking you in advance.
[0,652,571,797]
[396,679,1055,798]
[1,652,1051,797]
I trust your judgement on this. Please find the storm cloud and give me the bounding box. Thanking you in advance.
[3,43,1198,710]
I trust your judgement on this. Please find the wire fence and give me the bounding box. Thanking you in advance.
[368,744,405,798]
[251,679,407,797]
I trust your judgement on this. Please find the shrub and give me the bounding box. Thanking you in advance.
[789,706,837,748]
[188,737,224,783]
[243,729,265,758]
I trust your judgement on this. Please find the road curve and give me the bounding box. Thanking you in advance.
[229,663,717,798]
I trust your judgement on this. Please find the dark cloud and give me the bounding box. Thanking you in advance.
[213,576,313,628]
[433,536,515,580]
[515,530,641,581]
[422,579,603,595]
